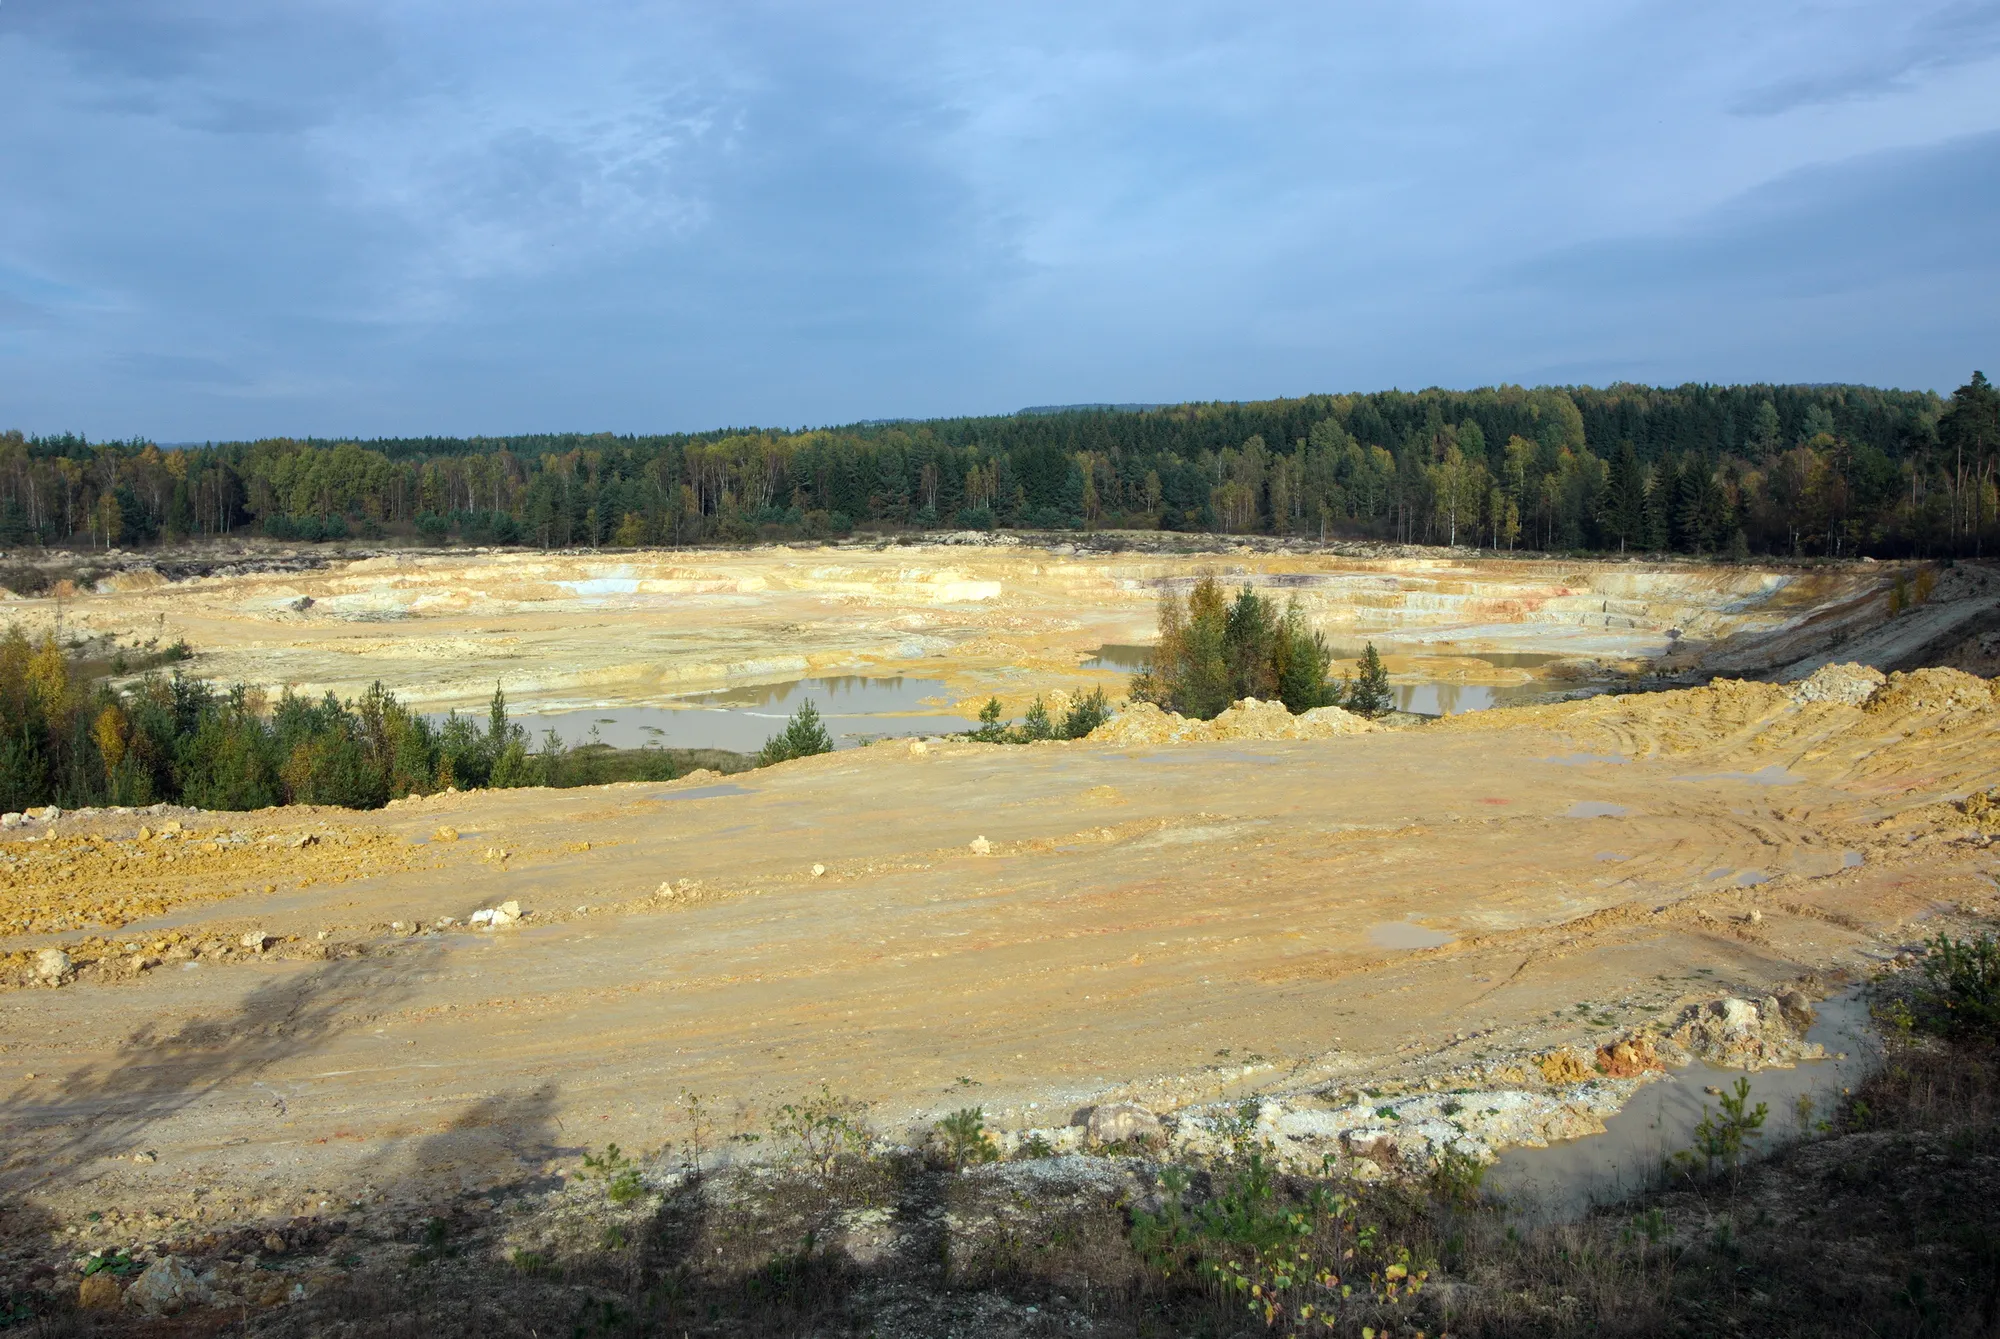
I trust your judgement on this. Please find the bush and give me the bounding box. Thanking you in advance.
[1917,933,2000,1040]
[1131,572,1341,720]
[758,700,834,766]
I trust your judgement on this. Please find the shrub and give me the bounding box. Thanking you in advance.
[1916,932,2000,1040]
[1345,643,1394,718]
[1131,572,1341,720]
[758,700,834,766]
[771,1086,871,1181]
[935,1107,999,1170]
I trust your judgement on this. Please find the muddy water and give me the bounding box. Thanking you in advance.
[505,676,979,753]
[1487,990,1881,1222]
[1082,644,1574,716]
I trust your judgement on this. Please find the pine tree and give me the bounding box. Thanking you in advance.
[759,700,834,765]
[1345,643,1394,718]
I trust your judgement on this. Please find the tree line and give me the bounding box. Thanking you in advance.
[3,374,1995,559]
[0,628,705,813]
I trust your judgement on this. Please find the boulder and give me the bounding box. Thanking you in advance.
[34,948,70,983]
[77,1272,122,1310]
[1085,1102,1163,1148]
[124,1256,205,1316]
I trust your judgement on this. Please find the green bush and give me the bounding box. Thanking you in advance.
[1917,933,2000,1040]
[758,700,834,766]
[1131,573,1344,720]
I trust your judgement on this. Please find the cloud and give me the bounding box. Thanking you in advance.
[1731,0,2000,115]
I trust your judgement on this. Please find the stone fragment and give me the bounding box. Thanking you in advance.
[432,826,459,842]
[241,931,272,951]
[34,948,70,982]
[124,1256,204,1316]
[810,863,826,878]
[77,1272,122,1309]
[1085,1102,1163,1148]
[969,836,992,855]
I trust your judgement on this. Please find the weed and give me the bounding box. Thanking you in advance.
[771,1085,871,1181]
[1425,1143,1487,1208]
[582,1144,645,1204]
[1016,1132,1055,1159]
[80,1247,138,1278]
[679,1088,712,1173]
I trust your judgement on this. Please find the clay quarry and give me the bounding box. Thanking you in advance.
[2,540,1998,1327]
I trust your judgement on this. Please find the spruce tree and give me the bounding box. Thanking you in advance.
[759,700,834,765]
[1345,643,1394,718]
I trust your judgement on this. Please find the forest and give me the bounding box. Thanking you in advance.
[2,376,1995,560]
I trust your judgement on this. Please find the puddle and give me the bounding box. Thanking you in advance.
[1367,920,1455,950]
[652,784,754,801]
[1675,764,1803,787]
[1083,644,1154,670]
[1733,870,1771,887]
[1544,753,1631,766]
[1489,989,1879,1222]
[505,677,979,753]
[1567,801,1630,818]
[1843,850,1865,868]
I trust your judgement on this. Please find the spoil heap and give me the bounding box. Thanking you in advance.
[1087,696,1381,744]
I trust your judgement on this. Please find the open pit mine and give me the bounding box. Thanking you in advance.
[0,540,1996,1326]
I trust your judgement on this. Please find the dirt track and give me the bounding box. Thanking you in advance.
[1,663,1995,1240]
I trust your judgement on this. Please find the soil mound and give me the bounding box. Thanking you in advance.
[1088,697,1379,745]
[1788,661,1884,706]
[1864,666,1999,715]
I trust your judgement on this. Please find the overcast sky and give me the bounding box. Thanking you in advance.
[2,1,1996,440]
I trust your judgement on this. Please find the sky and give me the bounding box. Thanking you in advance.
[1,1,1996,441]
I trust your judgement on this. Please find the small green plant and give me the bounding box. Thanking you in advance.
[935,1107,1000,1170]
[80,1248,139,1278]
[509,1249,552,1276]
[1016,1132,1055,1159]
[1060,687,1112,738]
[771,1085,871,1180]
[679,1088,711,1174]
[1018,696,1055,741]
[970,697,1006,742]
[582,1144,645,1204]
[758,700,834,766]
[1916,932,2000,1040]
[599,1225,628,1251]
[1688,1075,1768,1177]
[1426,1143,1487,1208]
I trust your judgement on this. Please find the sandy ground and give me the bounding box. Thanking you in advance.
[0,542,1919,718]
[0,664,1995,1242]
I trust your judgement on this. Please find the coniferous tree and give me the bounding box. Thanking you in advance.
[1345,643,1395,719]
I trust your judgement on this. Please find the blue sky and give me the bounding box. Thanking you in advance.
[1,1,1995,440]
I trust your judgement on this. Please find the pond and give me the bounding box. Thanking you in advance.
[501,676,979,754]
[1081,645,1574,717]
[1487,988,1880,1222]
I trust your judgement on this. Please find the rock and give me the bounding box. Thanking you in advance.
[969,836,992,855]
[499,900,521,919]
[1716,997,1760,1035]
[124,1255,205,1316]
[34,948,70,982]
[810,863,826,878]
[241,931,272,951]
[432,826,459,842]
[292,833,317,849]
[1087,697,1381,745]
[1536,1048,1591,1084]
[262,1232,287,1254]
[1085,1102,1163,1148]
[77,1272,123,1309]
[1594,1036,1662,1078]
[0,813,19,828]
[1789,663,1887,706]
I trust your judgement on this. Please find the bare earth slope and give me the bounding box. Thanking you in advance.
[2,668,1995,1236]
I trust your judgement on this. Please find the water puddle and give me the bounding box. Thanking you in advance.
[1082,644,1154,670]
[505,677,978,753]
[1674,765,1803,787]
[1567,801,1630,818]
[1488,989,1879,1222]
[1367,920,1455,950]
[652,784,754,802]
[1733,870,1771,887]
[1843,849,1865,868]
[1543,753,1631,767]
